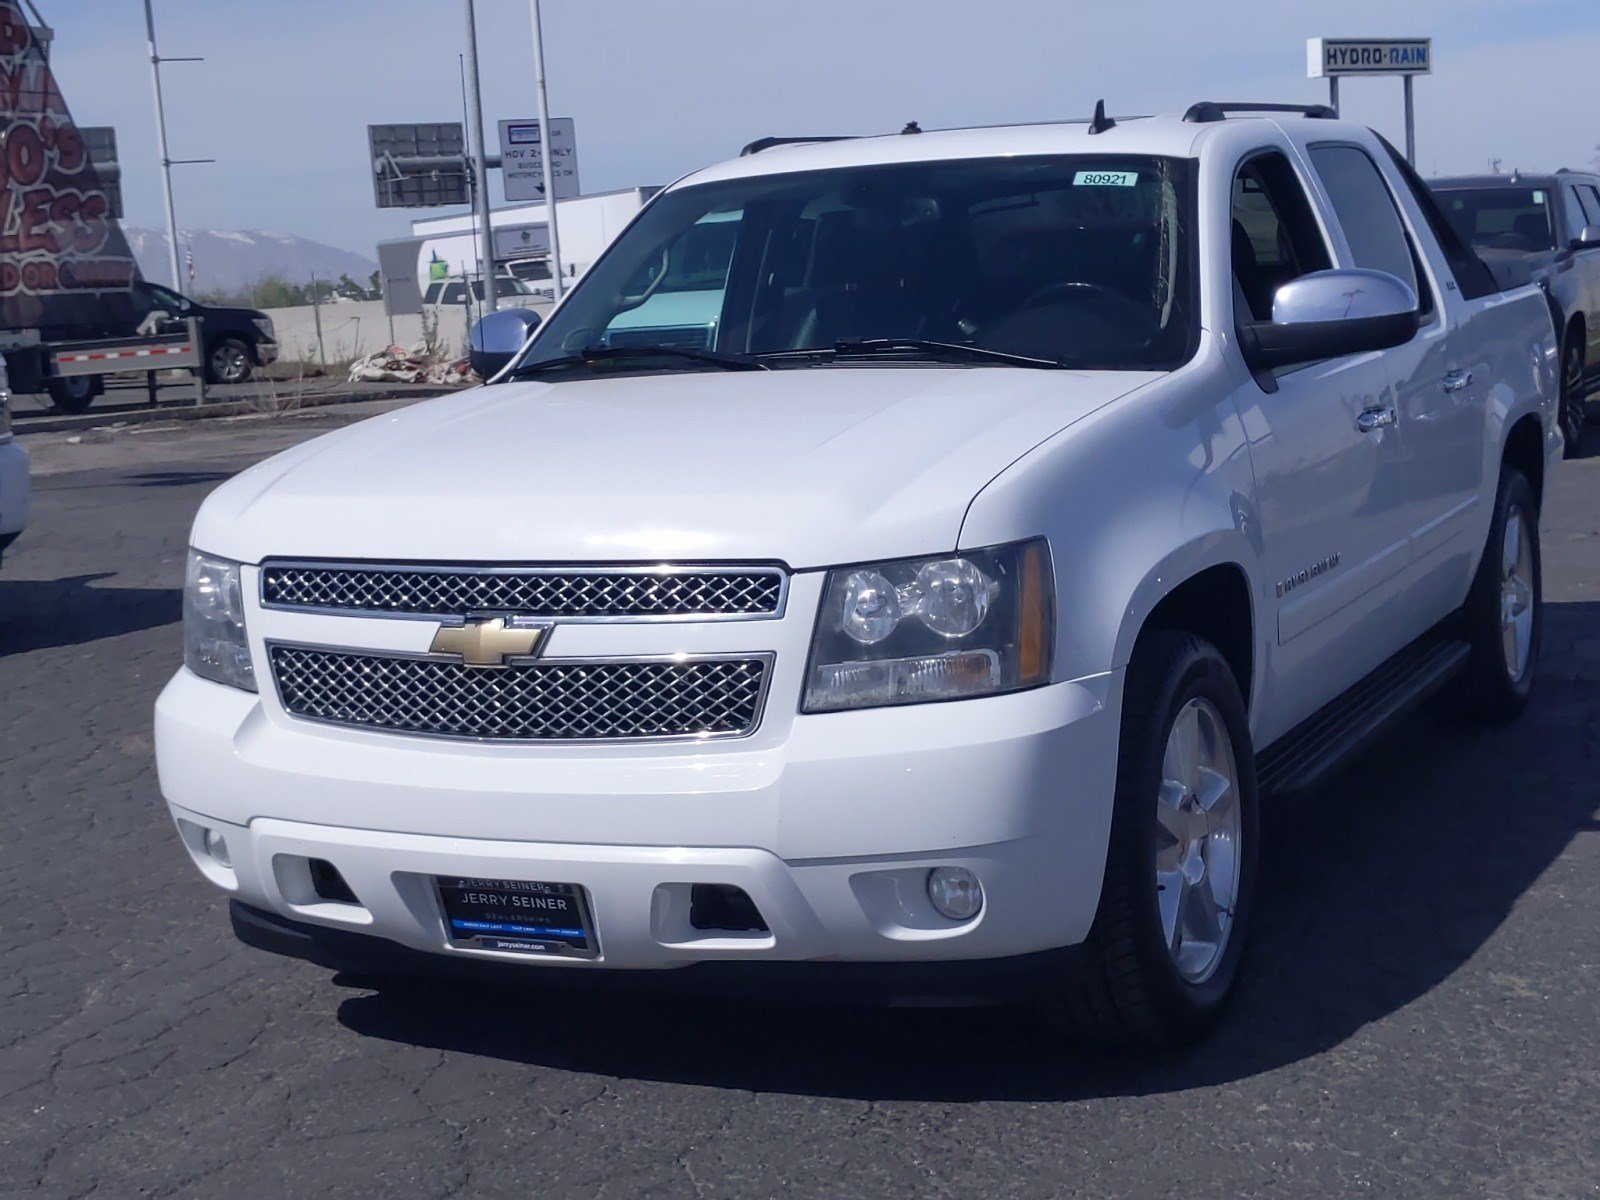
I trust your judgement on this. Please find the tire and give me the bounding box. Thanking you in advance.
[1451,466,1541,724]
[45,374,98,415]
[1558,332,1586,456]
[1048,631,1259,1046]
[205,336,254,385]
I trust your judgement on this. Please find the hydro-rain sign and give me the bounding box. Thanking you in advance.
[1308,38,1431,78]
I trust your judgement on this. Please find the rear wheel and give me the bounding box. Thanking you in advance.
[1049,631,1259,1046]
[45,374,99,414]
[1559,333,1586,455]
[1452,466,1540,724]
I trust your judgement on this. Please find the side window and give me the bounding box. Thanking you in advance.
[1230,151,1332,322]
[1562,187,1589,242]
[1308,145,1421,303]
[1576,185,1600,232]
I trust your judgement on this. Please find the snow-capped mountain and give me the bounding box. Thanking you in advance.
[124,228,378,295]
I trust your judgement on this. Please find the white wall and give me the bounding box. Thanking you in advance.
[262,299,469,363]
[263,296,556,365]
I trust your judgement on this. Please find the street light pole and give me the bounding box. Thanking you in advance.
[530,0,566,300]
[463,0,497,313]
[142,0,183,291]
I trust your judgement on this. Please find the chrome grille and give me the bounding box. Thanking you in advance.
[260,563,785,619]
[269,646,770,741]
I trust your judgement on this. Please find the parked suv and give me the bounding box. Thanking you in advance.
[156,105,1558,1046]
[1431,171,1600,453]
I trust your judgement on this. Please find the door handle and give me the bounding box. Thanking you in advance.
[1356,406,1397,433]
[1442,369,1474,393]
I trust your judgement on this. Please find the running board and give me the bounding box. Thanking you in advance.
[1256,631,1470,797]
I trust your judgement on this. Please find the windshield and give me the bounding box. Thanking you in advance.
[1434,186,1557,253]
[513,154,1196,374]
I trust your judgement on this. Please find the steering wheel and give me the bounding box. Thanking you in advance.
[1019,280,1124,311]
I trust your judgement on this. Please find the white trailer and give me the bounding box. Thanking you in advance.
[411,187,657,301]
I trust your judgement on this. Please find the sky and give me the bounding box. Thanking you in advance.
[29,0,1600,261]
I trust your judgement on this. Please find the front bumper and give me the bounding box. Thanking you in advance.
[230,901,1085,1005]
[255,339,280,366]
[156,664,1122,979]
[0,438,30,542]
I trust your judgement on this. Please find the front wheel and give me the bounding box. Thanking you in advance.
[205,337,254,385]
[1048,631,1259,1046]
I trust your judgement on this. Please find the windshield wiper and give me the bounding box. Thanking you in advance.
[579,344,767,371]
[755,338,1067,369]
[503,343,768,380]
[833,338,1068,369]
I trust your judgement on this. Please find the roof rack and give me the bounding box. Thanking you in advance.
[740,135,855,157]
[1183,101,1337,124]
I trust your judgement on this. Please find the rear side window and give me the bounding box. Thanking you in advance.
[1577,185,1600,230]
[1377,137,1498,300]
[1309,146,1419,298]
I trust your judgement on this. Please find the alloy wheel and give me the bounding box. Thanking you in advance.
[1154,696,1242,985]
[212,343,250,384]
[1500,504,1535,683]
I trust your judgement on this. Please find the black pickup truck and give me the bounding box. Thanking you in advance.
[128,280,280,387]
[1431,171,1600,454]
[5,280,281,414]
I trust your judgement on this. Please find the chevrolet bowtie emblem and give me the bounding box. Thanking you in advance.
[429,616,551,667]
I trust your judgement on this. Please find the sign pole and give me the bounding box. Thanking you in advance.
[530,0,567,300]
[1328,77,1339,117]
[1402,74,1416,166]
[143,0,184,292]
[463,0,498,313]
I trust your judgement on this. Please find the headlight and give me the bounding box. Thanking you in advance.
[803,539,1053,712]
[183,549,256,692]
[253,316,275,340]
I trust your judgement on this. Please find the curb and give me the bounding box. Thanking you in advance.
[13,384,458,437]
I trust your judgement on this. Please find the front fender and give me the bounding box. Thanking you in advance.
[958,351,1263,694]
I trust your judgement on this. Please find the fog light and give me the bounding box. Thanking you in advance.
[203,828,231,868]
[927,867,982,921]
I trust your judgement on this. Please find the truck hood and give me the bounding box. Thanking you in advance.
[194,367,1156,568]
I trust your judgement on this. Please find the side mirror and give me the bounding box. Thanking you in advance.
[1239,268,1419,373]
[468,307,542,381]
[1574,224,1600,250]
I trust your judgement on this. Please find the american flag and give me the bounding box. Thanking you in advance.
[185,243,195,287]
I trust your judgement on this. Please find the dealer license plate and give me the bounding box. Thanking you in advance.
[435,876,597,958]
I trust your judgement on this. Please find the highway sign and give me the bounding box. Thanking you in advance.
[368,123,471,209]
[1308,37,1431,77]
[498,118,579,203]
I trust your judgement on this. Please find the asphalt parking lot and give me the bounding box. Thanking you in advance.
[2,406,1598,1199]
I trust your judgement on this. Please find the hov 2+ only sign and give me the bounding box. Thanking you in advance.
[498,118,579,203]
[1308,38,1431,77]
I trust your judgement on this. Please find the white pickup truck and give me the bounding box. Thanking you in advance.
[155,104,1559,1046]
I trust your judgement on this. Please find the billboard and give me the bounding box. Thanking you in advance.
[0,0,141,334]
